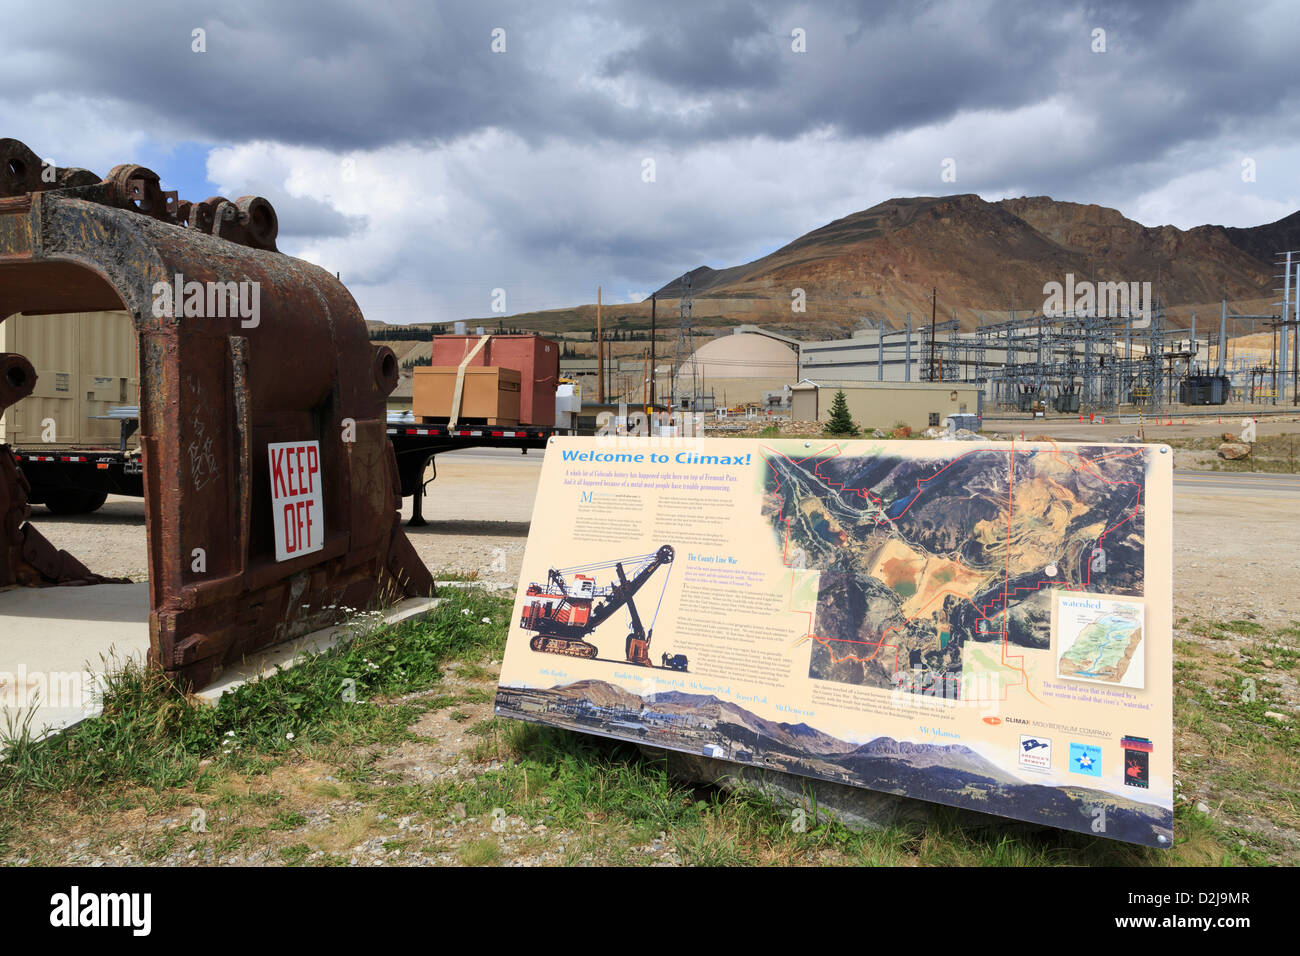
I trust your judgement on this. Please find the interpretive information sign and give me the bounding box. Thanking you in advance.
[495,436,1173,846]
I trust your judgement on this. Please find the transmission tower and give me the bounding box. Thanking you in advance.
[671,273,701,409]
[943,309,960,380]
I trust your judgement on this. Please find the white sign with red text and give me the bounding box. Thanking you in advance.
[268,440,323,562]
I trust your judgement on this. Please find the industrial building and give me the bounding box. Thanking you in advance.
[791,380,982,432]
[560,248,1300,418]
[654,290,1296,415]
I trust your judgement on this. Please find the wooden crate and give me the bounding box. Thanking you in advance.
[413,366,521,425]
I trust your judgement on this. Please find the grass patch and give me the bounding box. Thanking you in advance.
[0,587,511,859]
[1,606,1294,866]
[456,662,497,682]
[1171,625,1300,861]
[279,843,312,866]
[457,836,501,866]
[1188,619,1265,640]
[430,569,481,582]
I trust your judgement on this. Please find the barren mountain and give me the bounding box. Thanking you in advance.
[649,194,1287,332]
[372,194,1295,341]
[1190,209,1300,269]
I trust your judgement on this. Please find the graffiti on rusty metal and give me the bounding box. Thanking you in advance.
[184,375,220,492]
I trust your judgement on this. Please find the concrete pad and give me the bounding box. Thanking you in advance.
[0,582,150,741]
[0,587,442,743]
[195,596,442,704]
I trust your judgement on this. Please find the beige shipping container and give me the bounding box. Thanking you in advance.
[0,311,138,448]
[413,366,522,425]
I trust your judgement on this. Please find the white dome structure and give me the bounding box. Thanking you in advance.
[679,331,797,380]
[666,329,799,408]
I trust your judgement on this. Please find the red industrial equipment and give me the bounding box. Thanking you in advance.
[429,334,560,427]
[520,545,687,670]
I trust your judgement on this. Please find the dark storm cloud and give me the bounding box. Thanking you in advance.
[595,0,1298,189]
[2,0,1295,319]
[3,0,1295,160]
[0,0,576,149]
[598,0,778,92]
[599,0,1069,140]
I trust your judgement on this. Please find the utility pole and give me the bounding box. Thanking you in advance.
[1273,322,1279,405]
[905,312,912,381]
[650,293,657,409]
[927,288,939,382]
[1282,251,1292,400]
[877,318,884,381]
[672,273,697,410]
[1291,255,1300,403]
[596,285,604,404]
[1218,299,1227,377]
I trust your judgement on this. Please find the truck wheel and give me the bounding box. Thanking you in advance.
[44,489,108,515]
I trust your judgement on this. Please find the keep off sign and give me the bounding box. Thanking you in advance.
[269,440,323,562]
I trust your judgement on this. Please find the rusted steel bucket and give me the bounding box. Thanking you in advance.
[0,138,433,688]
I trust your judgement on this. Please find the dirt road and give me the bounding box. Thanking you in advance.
[24,448,543,592]
[21,448,1300,627]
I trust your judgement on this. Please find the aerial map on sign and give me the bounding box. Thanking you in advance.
[761,443,1146,698]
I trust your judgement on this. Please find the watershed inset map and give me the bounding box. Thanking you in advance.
[1056,596,1145,688]
[760,442,1148,696]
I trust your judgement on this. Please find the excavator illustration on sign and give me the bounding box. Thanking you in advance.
[520,545,687,670]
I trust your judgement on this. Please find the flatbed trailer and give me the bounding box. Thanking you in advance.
[10,407,552,523]
[10,448,143,513]
[9,404,142,513]
[386,419,552,525]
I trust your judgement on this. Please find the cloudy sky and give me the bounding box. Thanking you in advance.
[3,0,1297,324]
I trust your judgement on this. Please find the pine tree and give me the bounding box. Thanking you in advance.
[823,390,859,436]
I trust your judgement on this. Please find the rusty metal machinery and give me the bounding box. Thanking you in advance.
[0,137,433,689]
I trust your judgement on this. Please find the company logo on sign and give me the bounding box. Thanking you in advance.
[1019,735,1052,773]
[1121,735,1152,789]
[269,441,323,562]
[1068,742,1102,778]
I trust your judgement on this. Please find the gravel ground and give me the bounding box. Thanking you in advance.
[28,452,541,590]
[24,442,1300,627]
